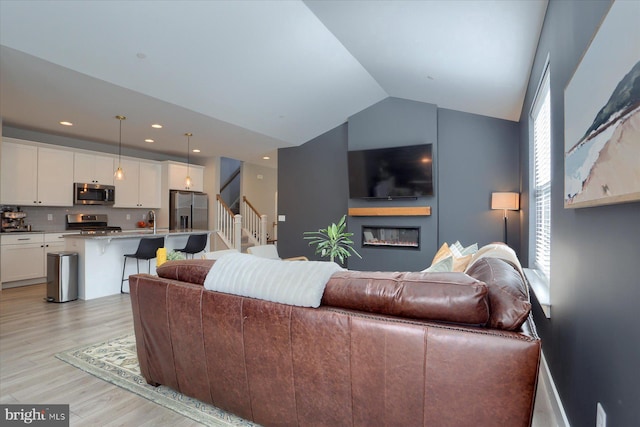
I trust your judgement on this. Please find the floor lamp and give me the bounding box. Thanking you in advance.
[491,192,519,245]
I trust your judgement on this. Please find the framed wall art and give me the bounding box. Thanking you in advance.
[564,0,640,209]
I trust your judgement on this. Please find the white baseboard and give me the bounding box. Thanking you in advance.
[540,350,571,427]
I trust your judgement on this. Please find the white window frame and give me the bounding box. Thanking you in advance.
[525,58,552,318]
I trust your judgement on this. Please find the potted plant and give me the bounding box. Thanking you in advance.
[303,215,361,264]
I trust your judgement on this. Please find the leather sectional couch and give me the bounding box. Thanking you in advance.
[129,255,540,427]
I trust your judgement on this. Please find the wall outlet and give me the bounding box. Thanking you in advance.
[126,214,130,220]
[596,402,606,427]
[47,214,53,221]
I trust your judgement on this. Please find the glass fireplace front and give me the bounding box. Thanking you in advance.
[362,226,420,249]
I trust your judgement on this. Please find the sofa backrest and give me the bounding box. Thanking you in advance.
[465,257,532,331]
[155,256,532,332]
[322,271,490,326]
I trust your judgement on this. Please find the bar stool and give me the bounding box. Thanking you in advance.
[121,237,165,293]
[174,234,208,259]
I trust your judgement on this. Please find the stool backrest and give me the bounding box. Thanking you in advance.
[135,237,165,259]
[183,234,208,253]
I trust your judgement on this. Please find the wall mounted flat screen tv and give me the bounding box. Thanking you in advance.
[348,143,433,199]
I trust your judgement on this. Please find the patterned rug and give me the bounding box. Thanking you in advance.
[56,334,259,427]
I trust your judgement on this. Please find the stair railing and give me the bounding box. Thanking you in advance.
[216,194,242,250]
[242,196,267,245]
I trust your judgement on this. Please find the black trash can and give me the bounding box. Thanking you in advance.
[46,251,78,303]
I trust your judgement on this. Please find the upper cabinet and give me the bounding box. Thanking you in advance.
[167,162,204,192]
[1,140,74,206]
[74,152,114,185]
[114,158,161,208]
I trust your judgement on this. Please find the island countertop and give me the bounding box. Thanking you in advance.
[64,229,210,240]
[64,229,211,300]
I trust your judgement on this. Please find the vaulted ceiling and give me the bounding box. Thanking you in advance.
[0,0,547,166]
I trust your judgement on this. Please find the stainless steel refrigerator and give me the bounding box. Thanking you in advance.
[169,190,209,230]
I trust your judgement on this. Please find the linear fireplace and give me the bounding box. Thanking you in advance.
[362,226,420,249]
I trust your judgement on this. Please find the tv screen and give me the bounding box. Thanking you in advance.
[348,143,433,199]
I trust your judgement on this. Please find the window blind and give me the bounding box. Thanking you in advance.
[531,65,551,280]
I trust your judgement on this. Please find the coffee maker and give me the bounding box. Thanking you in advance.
[1,207,30,232]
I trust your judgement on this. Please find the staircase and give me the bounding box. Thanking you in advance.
[215,194,267,252]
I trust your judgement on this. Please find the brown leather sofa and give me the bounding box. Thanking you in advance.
[129,256,540,427]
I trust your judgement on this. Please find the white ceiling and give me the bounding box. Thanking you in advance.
[0,0,547,167]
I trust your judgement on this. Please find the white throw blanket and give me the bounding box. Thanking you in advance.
[203,253,343,308]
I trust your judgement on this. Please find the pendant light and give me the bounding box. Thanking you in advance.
[185,132,193,188]
[114,115,126,180]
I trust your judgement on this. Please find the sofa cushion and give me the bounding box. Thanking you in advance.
[156,259,215,285]
[322,271,490,326]
[465,257,531,331]
[204,253,343,308]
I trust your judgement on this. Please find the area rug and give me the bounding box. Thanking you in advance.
[56,334,259,427]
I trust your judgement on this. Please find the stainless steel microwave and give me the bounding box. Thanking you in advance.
[74,183,115,205]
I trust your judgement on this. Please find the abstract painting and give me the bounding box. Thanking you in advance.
[564,0,640,208]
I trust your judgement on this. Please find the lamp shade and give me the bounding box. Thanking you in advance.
[491,192,520,210]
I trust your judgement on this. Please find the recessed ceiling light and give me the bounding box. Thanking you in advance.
[192,149,200,153]
[145,139,154,143]
[151,124,163,129]
[262,156,271,160]
[59,121,73,126]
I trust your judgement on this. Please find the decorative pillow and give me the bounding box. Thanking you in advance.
[156,259,215,285]
[465,257,531,331]
[422,256,453,272]
[203,253,343,308]
[430,242,474,272]
[431,242,451,264]
[322,271,489,326]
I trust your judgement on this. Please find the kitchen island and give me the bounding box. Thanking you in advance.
[65,229,210,300]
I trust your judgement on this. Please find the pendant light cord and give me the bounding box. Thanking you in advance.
[118,119,122,162]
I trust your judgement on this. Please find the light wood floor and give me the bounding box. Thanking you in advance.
[0,283,203,426]
[1,283,557,426]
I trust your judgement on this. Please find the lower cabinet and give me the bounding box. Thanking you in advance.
[1,234,45,282]
[1,233,72,284]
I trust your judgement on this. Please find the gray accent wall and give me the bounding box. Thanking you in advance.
[277,124,349,262]
[278,97,520,271]
[347,98,439,271]
[520,1,640,426]
[438,109,521,255]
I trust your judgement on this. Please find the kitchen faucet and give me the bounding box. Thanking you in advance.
[148,210,156,234]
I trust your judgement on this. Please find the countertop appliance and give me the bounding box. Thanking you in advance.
[169,190,208,230]
[66,214,122,235]
[74,183,115,205]
[1,208,31,232]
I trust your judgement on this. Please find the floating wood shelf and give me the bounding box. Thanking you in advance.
[348,206,431,217]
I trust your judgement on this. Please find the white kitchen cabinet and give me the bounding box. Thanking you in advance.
[138,161,161,208]
[45,232,70,254]
[114,158,161,208]
[37,146,75,206]
[167,162,204,192]
[74,152,114,185]
[1,142,38,205]
[1,233,45,283]
[1,140,74,206]
[0,233,76,285]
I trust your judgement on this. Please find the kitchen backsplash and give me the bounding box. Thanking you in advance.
[2,205,159,232]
